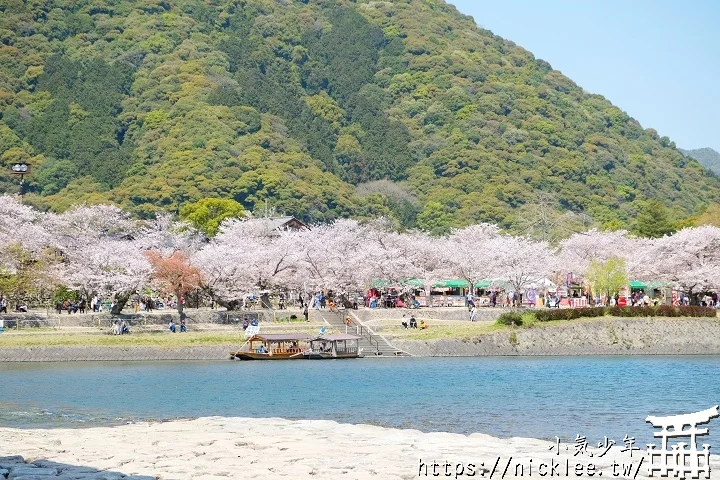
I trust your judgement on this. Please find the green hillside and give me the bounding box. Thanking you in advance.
[0,0,718,232]
[680,147,720,175]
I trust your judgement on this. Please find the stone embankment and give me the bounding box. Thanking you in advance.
[0,308,272,329]
[0,345,235,362]
[394,317,720,356]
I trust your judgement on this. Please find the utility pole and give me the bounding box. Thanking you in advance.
[264,198,269,237]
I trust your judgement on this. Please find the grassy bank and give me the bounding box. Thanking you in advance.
[0,324,322,348]
[382,311,719,342]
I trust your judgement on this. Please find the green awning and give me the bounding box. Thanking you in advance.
[402,278,425,288]
[434,279,470,288]
[474,279,509,289]
[629,281,647,290]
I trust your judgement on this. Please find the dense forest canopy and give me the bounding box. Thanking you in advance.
[0,0,718,235]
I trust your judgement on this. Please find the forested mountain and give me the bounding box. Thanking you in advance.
[1,0,718,233]
[680,148,720,175]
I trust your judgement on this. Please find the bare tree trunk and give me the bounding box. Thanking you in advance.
[176,290,185,320]
[111,292,130,315]
[217,298,241,310]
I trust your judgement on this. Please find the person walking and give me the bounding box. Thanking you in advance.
[470,306,477,322]
[0,296,7,314]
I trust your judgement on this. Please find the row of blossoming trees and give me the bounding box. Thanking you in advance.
[0,195,719,312]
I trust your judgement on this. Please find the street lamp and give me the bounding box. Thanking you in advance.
[9,162,30,203]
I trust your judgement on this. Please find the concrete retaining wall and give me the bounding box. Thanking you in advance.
[0,310,278,329]
[395,317,720,356]
[0,345,236,362]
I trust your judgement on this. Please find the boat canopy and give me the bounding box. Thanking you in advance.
[250,333,313,342]
[311,334,361,342]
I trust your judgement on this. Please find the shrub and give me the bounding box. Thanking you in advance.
[606,306,635,317]
[606,305,716,318]
[497,312,523,326]
[533,307,603,322]
[655,305,680,317]
[679,306,717,318]
[582,308,606,318]
[518,304,716,324]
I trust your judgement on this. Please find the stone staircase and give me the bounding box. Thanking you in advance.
[313,309,412,357]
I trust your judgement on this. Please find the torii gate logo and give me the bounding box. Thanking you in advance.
[646,405,718,479]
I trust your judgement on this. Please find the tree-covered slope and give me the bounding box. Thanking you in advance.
[680,148,720,175]
[0,0,718,231]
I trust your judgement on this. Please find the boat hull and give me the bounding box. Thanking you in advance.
[231,352,304,360]
[304,352,360,359]
[230,351,360,360]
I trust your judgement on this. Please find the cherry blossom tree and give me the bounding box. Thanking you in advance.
[646,226,720,298]
[0,196,57,306]
[194,219,301,309]
[0,195,54,257]
[2,196,719,312]
[446,224,501,289]
[48,204,148,312]
[59,239,151,312]
[557,229,634,274]
[295,219,372,294]
[486,234,554,295]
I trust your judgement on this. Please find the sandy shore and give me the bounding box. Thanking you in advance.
[0,416,698,479]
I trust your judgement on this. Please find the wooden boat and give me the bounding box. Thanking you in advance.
[230,333,311,360]
[230,333,362,360]
[304,333,362,359]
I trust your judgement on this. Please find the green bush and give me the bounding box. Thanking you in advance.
[606,306,635,317]
[534,308,597,322]
[656,305,680,317]
[497,312,523,326]
[681,306,717,318]
[533,305,718,321]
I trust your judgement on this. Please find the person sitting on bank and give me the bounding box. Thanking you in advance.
[179,320,187,333]
[169,320,176,333]
[409,316,417,328]
[121,320,130,335]
[419,320,428,329]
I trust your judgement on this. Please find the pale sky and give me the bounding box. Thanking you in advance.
[449,0,720,153]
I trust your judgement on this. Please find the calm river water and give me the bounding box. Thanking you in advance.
[1,356,718,445]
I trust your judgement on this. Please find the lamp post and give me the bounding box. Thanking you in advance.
[9,162,30,204]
